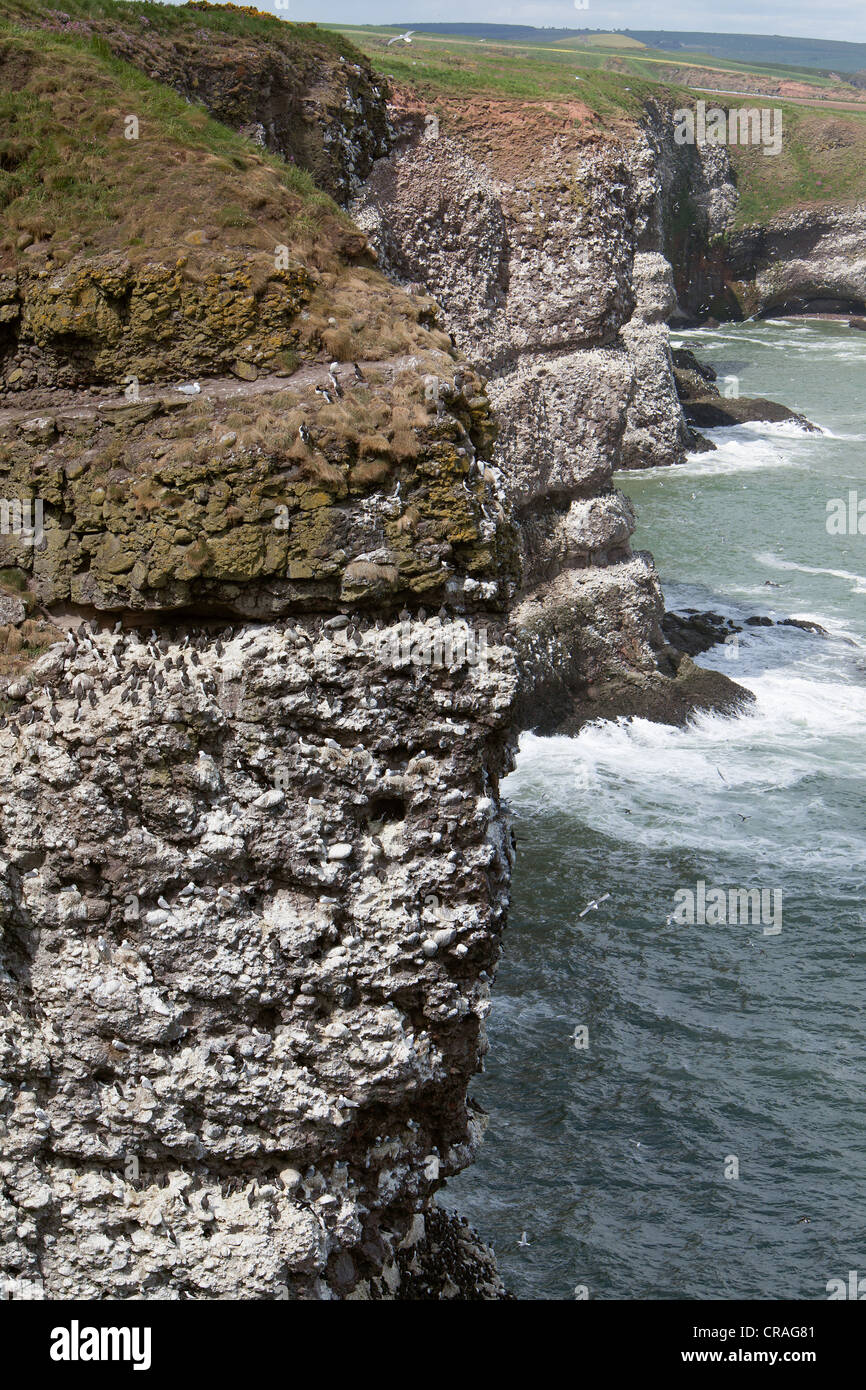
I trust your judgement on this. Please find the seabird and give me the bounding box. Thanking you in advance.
[352,362,365,382]
[518,1231,531,1248]
[578,893,611,919]
[387,29,414,44]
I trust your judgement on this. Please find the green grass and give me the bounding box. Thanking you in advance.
[0,12,344,260]
[729,104,866,226]
[329,24,866,224]
[328,29,661,120]
[2,0,354,56]
[328,24,861,107]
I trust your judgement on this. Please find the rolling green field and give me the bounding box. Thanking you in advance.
[326,25,861,101]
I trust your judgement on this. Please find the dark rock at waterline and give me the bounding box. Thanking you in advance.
[395,1208,513,1301]
[551,650,755,733]
[780,617,828,634]
[662,609,741,656]
[682,395,820,431]
[686,427,717,453]
[664,608,828,653]
[849,317,866,332]
[673,365,717,402]
[672,348,717,383]
[672,347,819,433]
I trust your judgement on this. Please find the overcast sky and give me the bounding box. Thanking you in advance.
[281,2,864,44]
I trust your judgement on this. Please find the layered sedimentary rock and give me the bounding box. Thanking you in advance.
[0,357,511,614]
[0,9,522,1299]
[724,204,866,317]
[0,346,521,1297]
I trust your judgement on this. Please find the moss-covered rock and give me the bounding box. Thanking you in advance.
[0,366,520,616]
[13,253,311,388]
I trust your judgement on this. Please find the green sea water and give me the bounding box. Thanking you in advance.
[445,319,866,1300]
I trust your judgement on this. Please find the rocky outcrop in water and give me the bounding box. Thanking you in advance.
[672,349,819,433]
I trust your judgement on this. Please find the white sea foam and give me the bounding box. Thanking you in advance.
[756,552,866,595]
[650,428,812,478]
[507,660,866,869]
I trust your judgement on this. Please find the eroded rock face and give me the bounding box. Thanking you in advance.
[0,35,755,1303]
[2,254,311,392]
[725,204,866,317]
[353,110,746,731]
[0,613,516,1297]
[635,104,866,322]
[618,251,695,470]
[0,358,515,617]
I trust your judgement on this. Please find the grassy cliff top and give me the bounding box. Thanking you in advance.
[2,0,349,50]
[324,25,657,121]
[729,106,866,227]
[0,4,364,268]
[0,2,518,635]
[0,42,331,266]
[329,24,866,227]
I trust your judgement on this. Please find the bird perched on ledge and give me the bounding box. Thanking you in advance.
[327,362,344,397]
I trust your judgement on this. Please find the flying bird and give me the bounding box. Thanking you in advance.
[579,893,611,919]
[387,30,414,45]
